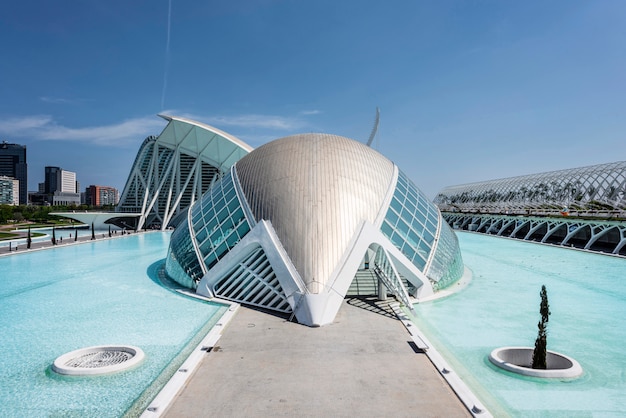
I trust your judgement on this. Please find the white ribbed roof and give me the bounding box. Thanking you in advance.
[235,133,395,293]
[157,115,253,170]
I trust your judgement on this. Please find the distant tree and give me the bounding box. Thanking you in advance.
[91,222,95,240]
[27,227,32,249]
[74,227,78,241]
[0,205,12,223]
[532,285,551,369]
[51,227,56,245]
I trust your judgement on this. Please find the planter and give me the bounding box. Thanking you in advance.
[489,346,582,378]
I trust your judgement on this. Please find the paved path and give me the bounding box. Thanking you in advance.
[164,298,470,417]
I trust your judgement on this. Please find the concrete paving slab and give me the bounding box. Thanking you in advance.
[163,297,471,417]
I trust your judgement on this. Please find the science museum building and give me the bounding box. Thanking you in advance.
[142,117,464,327]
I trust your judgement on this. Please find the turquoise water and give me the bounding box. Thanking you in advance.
[412,232,626,417]
[0,232,226,417]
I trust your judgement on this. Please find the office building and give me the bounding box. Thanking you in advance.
[0,176,19,205]
[0,141,27,205]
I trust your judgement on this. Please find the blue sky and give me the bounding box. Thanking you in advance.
[1,1,624,199]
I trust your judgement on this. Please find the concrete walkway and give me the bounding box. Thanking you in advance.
[0,227,138,257]
[164,298,471,417]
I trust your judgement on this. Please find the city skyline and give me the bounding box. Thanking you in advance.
[1,1,625,199]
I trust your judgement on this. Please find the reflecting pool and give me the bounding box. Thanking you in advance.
[412,232,626,417]
[0,232,226,417]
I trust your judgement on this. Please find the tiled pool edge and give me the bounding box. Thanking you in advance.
[139,295,240,418]
[390,302,492,418]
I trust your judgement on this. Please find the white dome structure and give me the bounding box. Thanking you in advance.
[166,131,464,326]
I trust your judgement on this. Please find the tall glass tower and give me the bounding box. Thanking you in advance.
[0,141,27,205]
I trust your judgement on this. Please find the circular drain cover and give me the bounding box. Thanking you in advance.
[52,345,145,376]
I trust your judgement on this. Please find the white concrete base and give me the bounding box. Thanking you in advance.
[392,303,492,417]
[489,347,582,378]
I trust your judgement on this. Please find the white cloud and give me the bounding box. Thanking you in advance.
[0,115,53,131]
[40,96,74,104]
[162,110,308,131]
[206,114,303,130]
[0,114,166,146]
[300,109,321,115]
[0,110,318,147]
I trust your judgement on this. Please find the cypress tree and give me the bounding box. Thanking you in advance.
[532,285,551,369]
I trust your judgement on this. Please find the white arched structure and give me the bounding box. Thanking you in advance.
[50,211,140,230]
[116,115,253,230]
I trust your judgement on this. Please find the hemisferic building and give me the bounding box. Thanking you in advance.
[158,117,464,327]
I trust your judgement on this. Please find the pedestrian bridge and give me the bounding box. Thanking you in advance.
[443,213,626,256]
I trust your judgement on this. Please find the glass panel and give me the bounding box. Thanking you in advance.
[215,241,229,259]
[391,232,404,248]
[237,222,250,237]
[390,197,403,214]
[381,221,394,238]
[386,209,399,226]
[216,206,229,223]
[402,245,416,261]
[226,231,239,248]
[396,219,410,236]
[195,228,207,244]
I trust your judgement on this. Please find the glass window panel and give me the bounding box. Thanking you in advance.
[412,253,426,269]
[402,244,416,260]
[396,219,410,235]
[227,197,240,212]
[411,216,425,230]
[232,207,245,224]
[224,187,236,202]
[405,199,416,215]
[199,239,212,255]
[226,231,239,248]
[386,209,399,225]
[195,228,207,244]
[407,229,419,247]
[206,254,218,270]
[237,222,250,237]
[206,217,219,233]
[215,241,229,259]
[222,217,234,231]
[417,200,428,215]
[400,208,414,223]
[418,239,431,255]
[390,197,403,214]
[381,221,394,238]
[216,206,229,223]
[413,209,427,224]
[391,232,404,248]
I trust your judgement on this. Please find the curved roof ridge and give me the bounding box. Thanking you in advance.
[157,114,254,152]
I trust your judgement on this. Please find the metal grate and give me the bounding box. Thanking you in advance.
[63,349,135,369]
[52,345,145,376]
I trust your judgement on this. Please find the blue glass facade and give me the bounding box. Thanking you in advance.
[165,169,252,288]
[381,170,462,287]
